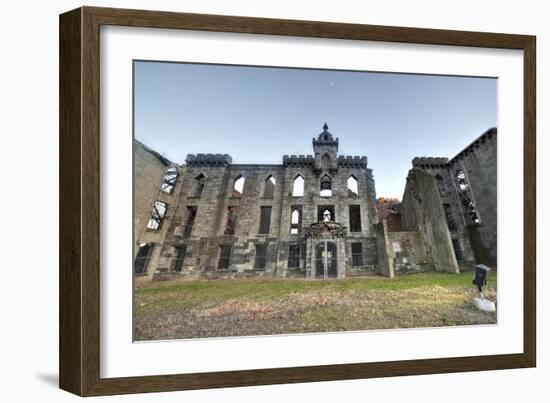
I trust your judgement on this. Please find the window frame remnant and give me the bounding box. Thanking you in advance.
[290,205,302,234]
[232,175,245,198]
[288,244,302,268]
[173,244,187,272]
[454,169,481,225]
[349,205,362,232]
[134,243,154,274]
[254,244,268,269]
[263,175,276,198]
[184,206,197,237]
[224,206,239,235]
[347,175,359,196]
[292,175,305,197]
[161,166,178,194]
[146,200,167,230]
[258,206,272,234]
[351,242,363,266]
[318,205,335,222]
[191,173,206,198]
[218,245,232,270]
[320,174,332,197]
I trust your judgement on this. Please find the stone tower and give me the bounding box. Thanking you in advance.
[313,123,339,173]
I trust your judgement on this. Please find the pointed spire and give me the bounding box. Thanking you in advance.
[323,122,329,131]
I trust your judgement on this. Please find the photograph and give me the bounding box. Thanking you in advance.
[132,61,498,341]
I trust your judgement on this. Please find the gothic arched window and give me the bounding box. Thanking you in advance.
[292,175,304,197]
[191,173,205,198]
[263,175,276,198]
[232,175,245,197]
[347,175,358,196]
[290,206,302,234]
[318,205,335,222]
[320,174,332,197]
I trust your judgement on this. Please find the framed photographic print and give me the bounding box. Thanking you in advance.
[59,6,536,396]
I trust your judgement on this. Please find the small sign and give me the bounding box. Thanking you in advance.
[392,242,401,252]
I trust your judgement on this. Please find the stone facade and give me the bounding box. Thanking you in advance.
[384,128,497,272]
[133,125,497,280]
[132,140,181,280]
[409,128,497,268]
[135,124,382,280]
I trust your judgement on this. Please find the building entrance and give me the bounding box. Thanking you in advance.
[314,241,338,279]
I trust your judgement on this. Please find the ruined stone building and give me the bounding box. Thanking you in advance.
[133,125,497,280]
[133,140,180,275]
[379,127,497,275]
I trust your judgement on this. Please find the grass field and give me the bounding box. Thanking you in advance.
[134,272,497,341]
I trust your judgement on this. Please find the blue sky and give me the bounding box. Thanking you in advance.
[134,61,496,199]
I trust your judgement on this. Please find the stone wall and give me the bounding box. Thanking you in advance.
[448,128,497,266]
[400,168,460,273]
[133,140,182,279]
[387,231,431,273]
[153,127,381,279]
[411,128,497,269]
[375,221,395,278]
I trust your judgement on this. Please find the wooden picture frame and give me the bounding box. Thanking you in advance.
[59,6,536,396]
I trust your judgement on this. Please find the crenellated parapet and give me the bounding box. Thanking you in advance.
[185,153,232,167]
[337,155,368,168]
[449,127,497,166]
[283,154,314,166]
[412,157,449,168]
[412,128,497,169]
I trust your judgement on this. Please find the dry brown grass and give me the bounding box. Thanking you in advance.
[134,273,497,341]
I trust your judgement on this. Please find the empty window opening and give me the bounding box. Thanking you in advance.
[351,243,363,266]
[347,175,359,196]
[455,170,480,224]
[320,174,332,197]
[288,244,303,268]
[290,206,302,234]
[349,205,362,232]
[264,175,276,198]
[254,244,268,269]
[258,206,272,234]
[318,206,335,222]
[218,245,232,270]
[173,245,187,272]
[161,167,178,194]
[232,175,245,197]
[146,201,167,230]
[192,173,206,197]
[224,206,239,235]
[184,206,197,237]
[134,243,154,274]
[292,175,304,197]
[435,174,446,196]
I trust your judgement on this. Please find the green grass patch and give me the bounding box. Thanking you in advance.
[134,272,497,340]
[134,272,496,316]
